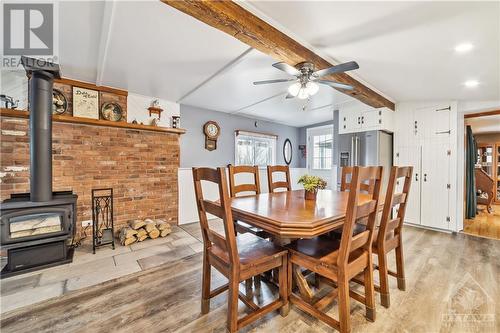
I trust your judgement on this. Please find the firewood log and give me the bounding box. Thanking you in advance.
[144,220,157,233]
[148,229,160,239]
[136,228,147,239]
[156,219,172,231]
[160,228,171,237]
[121,235,137,246]
[120,227,137,239]
[128,219,145,230]
[119,228,138,246]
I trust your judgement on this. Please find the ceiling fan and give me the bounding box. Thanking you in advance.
[253,61,359,100]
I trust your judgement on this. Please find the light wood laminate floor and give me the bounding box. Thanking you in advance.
[464,204,500,240]
[1,223,499,333]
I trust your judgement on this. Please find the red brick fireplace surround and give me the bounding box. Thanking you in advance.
[0,115,181,240]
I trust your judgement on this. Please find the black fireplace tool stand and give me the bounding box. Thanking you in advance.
[91,188,115,254]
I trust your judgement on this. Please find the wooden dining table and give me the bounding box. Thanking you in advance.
[230,189,385,302]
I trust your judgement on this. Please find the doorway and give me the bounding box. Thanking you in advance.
[463,110,500,239]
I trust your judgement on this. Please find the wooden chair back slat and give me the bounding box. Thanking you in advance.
[355,200,377,219]
[337,166,383,266]
[228,165,260,197]
[208,231,228,251]
[192,167,239,265]
[202,200,224,217]
[350,231,370,253]
[340,166,375,194]
[267,165,291,192]
[386,218,400,233]
[378,166,413,245]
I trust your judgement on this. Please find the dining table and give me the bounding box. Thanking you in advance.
[230,188,385,303]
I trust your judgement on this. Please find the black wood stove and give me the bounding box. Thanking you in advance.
[0,57,77,278]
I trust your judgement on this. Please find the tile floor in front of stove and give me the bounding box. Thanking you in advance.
[0,222,211,314]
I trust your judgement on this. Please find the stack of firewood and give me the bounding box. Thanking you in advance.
[119,218,172,246]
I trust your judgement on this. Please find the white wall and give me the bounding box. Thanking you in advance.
[178,167,307,224]
[127,93,180,127]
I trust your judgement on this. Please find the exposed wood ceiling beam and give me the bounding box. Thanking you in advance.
[464,109,500,118]
[161,0,395,110]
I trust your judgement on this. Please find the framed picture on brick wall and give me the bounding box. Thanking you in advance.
[72,87,99,119]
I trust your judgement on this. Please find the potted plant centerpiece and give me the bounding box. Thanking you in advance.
[297,175,327,200]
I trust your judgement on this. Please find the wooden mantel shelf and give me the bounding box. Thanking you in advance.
[0,108,186,135]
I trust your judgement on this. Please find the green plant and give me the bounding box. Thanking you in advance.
[297,174,327,192]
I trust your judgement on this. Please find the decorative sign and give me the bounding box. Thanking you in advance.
[72,87,99,119]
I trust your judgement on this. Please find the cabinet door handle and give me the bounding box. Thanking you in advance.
[415,173,418,182]
[424,173,427,182]
[361,116,364,124]
[435,130,451,135]
[414,121,418,135]
[357,117,360,124]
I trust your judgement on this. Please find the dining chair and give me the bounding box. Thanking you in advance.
[340,166,374,193]
[352,166,413,308]
[227,165,270,239]
[286,166,383,333]
[267,165,291,192]
[192,167,289,333]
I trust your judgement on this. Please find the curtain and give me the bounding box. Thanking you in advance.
[465,125,477,219]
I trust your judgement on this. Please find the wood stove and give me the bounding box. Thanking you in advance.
[0,57,78,278]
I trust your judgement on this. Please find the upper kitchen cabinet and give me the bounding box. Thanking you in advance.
[339,104,394,134]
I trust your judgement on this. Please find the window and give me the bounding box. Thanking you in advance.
[312,134,333,169]
[235,131,276,166]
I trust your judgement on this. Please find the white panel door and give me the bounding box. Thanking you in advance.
[420,143,450,230]
[396,145,421,225]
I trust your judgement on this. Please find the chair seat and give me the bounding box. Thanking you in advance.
[210,233,286,267]
[235,221,271,238]
[286,235,365,267]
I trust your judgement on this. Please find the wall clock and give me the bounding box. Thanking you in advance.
[203,121,220,151]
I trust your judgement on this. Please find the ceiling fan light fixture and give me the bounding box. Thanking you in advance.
[297,87,309,100]
[288,82,301,96]
[305,81,319,96]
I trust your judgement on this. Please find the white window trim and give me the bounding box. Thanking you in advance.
[306,124,334,171]
[234,131,277,166]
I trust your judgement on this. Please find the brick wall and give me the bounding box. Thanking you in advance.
[0,116,180,240]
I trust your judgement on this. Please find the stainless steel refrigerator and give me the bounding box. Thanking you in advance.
[337,130,393,189]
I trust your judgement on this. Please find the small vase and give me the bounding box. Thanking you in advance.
[304,190,317,200]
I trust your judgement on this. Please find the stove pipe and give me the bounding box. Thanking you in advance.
[21,57,61,202]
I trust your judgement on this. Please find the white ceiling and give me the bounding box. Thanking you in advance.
[246,1,500,102]
[181,48,354,126]
[465,115,500,134]
[53,1,499,128]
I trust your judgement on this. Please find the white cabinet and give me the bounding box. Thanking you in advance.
[394,102,457,232]
[395,145,421,225]
[339,106,393,134]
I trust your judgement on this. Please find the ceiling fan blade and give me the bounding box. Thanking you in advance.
[272,62,300,76]
[317,80,354,90]
[285,93,295,99]
[313,61,359,78]
[253,78,295,85]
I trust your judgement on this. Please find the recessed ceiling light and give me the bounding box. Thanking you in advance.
[464,80,479,88]
[455,42,474,53]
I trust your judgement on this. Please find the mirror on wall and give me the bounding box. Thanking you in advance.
[0,70,28,110]
[283,138,292,165]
